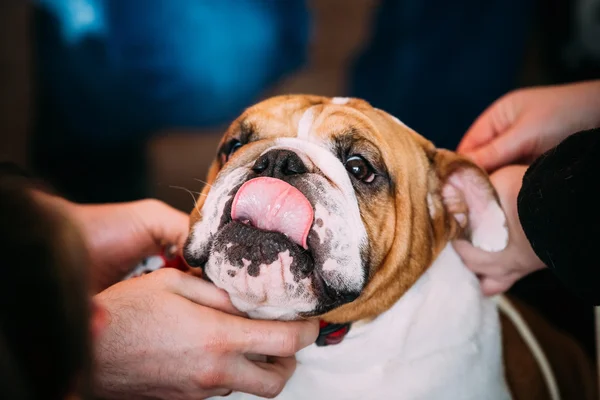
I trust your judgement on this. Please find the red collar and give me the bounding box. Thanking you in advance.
[316,320,351,346]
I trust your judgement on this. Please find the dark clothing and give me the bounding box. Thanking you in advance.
[518,128,600,305]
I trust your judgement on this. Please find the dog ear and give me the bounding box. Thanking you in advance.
[373,108,508,252]
[428,149,508,252]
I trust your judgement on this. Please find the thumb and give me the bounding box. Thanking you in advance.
[458,110,498,154]
[237,318,319,357]
[480,276,514,296]
[132,199,190,256]
[463,130,525,172]
[154,269,245,316]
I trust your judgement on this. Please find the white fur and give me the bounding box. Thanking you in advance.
[312,204,329,244]
[214,245,512,400]
[391,115,410,129]
[471,201,509,252]
[270,138,368,292]
[273,138,358,208]
[187,167,248,259]
[126,255,165,279]
[332,97,350,105]
[310,202,364,292]
[210,250,317,321]
[376,107,412,131]
[297,107,316,139]
[455,212,467,227]
[427,193,436,218]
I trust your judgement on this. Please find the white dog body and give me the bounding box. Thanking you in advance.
[221,245,511,400]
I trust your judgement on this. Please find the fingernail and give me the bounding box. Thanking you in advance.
[300,320,320,346]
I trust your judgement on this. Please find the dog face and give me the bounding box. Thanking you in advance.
[184,96,507,322]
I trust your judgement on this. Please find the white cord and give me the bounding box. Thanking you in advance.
[496,295,561,400]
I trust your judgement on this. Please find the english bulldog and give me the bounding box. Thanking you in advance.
[182,95,594,400]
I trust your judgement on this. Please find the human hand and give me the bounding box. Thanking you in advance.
[452,166,545,296]
[93,268,319,400]
[70,199,190,292]
[458,80,600,172]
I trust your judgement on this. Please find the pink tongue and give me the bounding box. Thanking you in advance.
[231,177,314,249]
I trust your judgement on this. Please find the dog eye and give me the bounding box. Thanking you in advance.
[226,140,243,161]
[345,155,376,183]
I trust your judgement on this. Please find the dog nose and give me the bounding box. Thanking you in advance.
[252,149,307,179]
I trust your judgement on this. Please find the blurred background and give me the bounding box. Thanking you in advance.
[2,0,599,375]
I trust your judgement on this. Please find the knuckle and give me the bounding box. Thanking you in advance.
[195,363,227,391]
[139,198,164,209]
[202,331,231,354]
[151,267,183,287]
[277,329,300,356]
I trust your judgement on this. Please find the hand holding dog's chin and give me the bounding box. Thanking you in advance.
[453,166,546,296]
[93,268,319,400]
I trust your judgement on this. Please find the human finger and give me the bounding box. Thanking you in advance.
[234,318,319,357]
[480,276,515,296]
[463,129,527,172]
[224,356,296,398]
[132,199,191,254]
[150,268,245,316]
[458,107,501,154]
[452,240,497,274]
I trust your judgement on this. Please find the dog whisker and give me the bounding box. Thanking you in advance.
[169,185,206,208]
[193,178,214,188]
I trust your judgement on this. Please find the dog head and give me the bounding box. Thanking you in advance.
[184,95,507,322]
